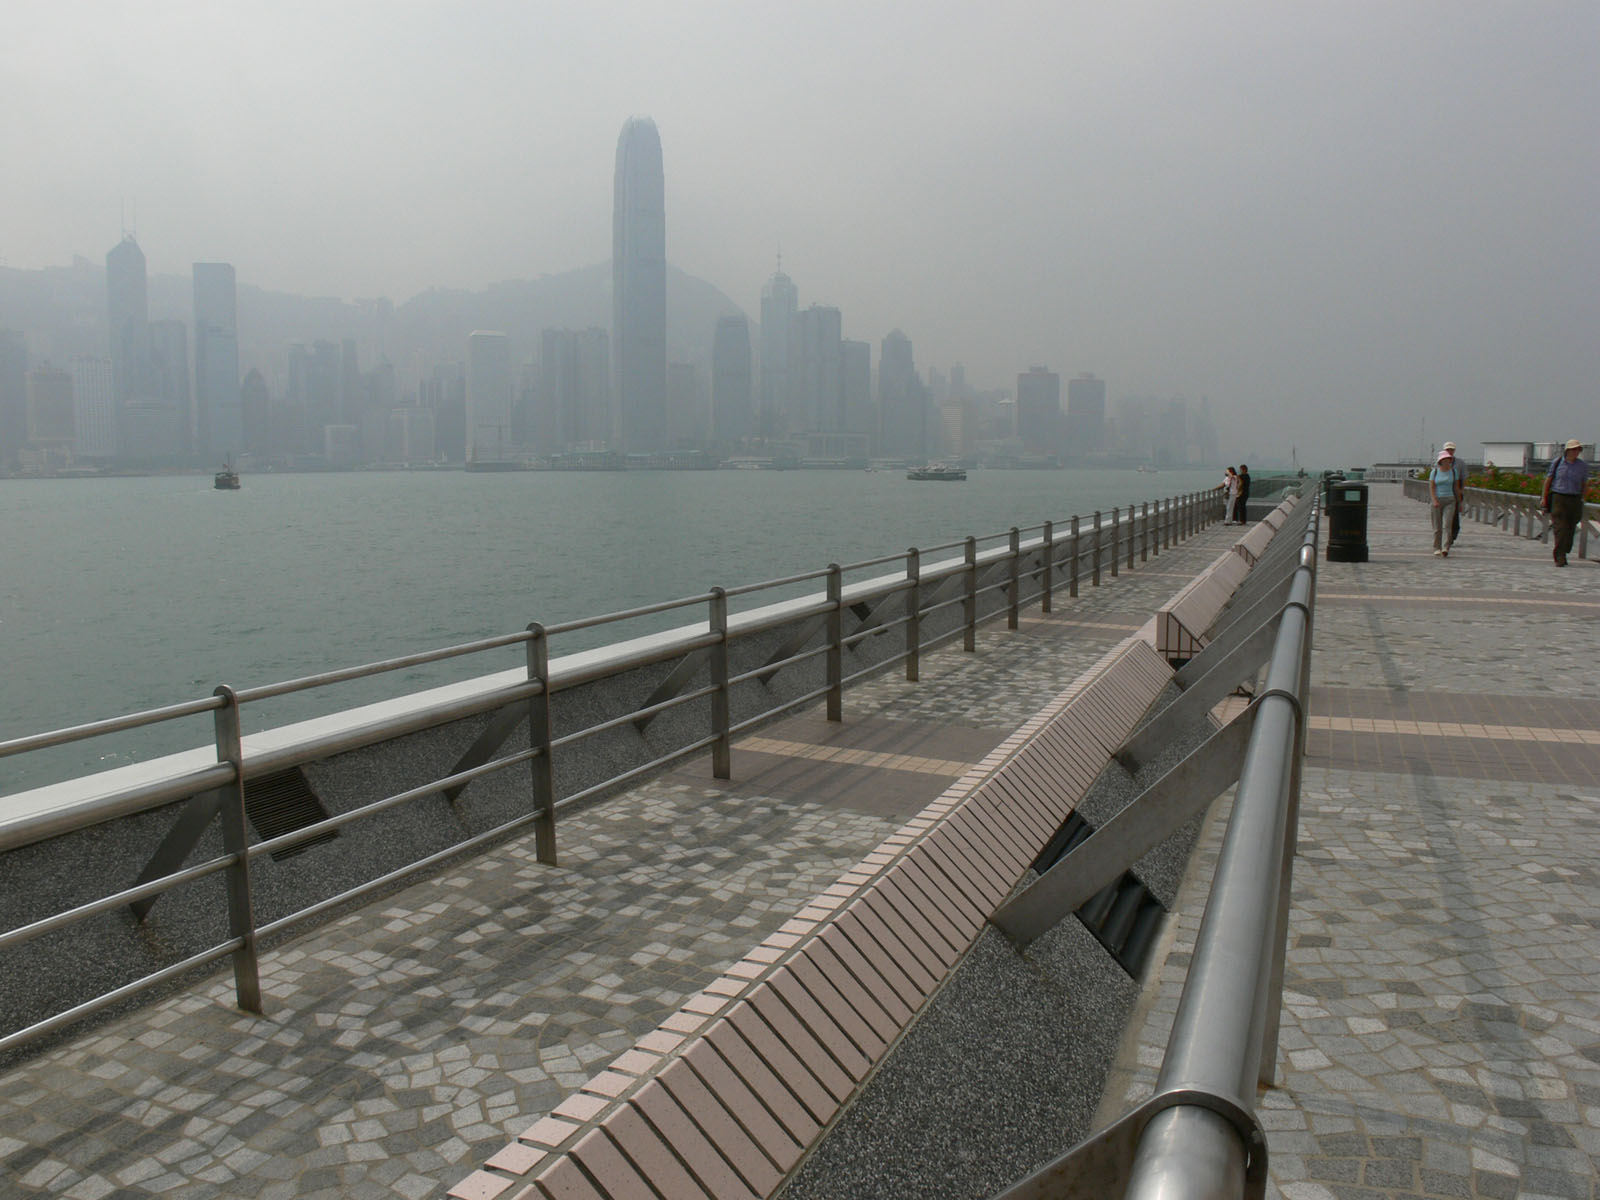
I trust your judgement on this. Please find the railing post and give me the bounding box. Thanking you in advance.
[1128,505,1137,570]
[526,623,557,865]
[1007,527,1021,630]
[1164,495,1172,549]
[1091,511,1101,587]
[212,685,262,1015]
[1041,520,1055,613]
[1148,500,1157,558]
[964,536,978,651]
[905,548,921,682]
[709,589,731,778]
[826,564,843,721]
[1068,515,1081,598]
[1110,507,1120,578]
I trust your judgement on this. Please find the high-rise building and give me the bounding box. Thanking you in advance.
[25,363,74,456]
[1065,372,1106,457]
[539,328,611,452]
[124,320,188,459]
[711,316,752,446]
[1017,366,1061,455]
[840,339,872,436]
[241,367,271,457]
[105,234,149,454]
[612,117,667,454]
[878,330,927,459]
[70,357,116,458]
[792,304,842,431]
[0,330,28,469]
[666,362,701,448]
[466,330,513,463]
[759,265,798,435]
[193,263,241,456]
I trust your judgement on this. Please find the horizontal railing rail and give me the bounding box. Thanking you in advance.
[0,485,1231,1055]
[1401,477,1597,559]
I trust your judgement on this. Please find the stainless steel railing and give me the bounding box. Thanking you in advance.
[1122,505,1318,1200]
[992,491,1317,1200]
[0,487,1225,1054]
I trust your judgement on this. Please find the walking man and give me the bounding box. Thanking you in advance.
[1540,439,1590,567]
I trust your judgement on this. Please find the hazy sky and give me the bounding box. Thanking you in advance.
[4,1,1596,465]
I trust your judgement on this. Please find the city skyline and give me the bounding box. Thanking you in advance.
[3,3,1595,465]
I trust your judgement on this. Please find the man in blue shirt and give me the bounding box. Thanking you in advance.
[1540,439,1590,567]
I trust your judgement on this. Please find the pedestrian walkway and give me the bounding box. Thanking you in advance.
[1111,484,1600,1200]
[0,505,1243,1200]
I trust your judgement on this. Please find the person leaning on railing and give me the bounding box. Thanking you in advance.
[1540,438,1590,567]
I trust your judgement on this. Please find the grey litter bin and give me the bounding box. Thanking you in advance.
[1325,481,1369,562]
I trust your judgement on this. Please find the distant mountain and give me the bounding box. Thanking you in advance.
[0,260,752,382]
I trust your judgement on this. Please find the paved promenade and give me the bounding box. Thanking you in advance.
[0,507,1238,1199]
[1113,484,1600,1200]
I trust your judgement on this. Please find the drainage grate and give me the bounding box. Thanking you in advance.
[243,768,338,862]
[1032,813,1166,979]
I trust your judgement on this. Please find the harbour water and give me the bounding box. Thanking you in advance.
[1,466,1221,791]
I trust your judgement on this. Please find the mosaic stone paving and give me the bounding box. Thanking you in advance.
[1113,485,1600,1200]
[0,506,1241,1197]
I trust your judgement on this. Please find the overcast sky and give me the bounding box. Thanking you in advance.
[4,1,1596,465]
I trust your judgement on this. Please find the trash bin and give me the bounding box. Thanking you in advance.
[1325,480,1369,562]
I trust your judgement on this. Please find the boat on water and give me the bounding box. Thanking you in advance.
[906,464,967,481]
[213,461,240,490]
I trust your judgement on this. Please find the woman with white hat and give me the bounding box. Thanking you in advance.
[1429,448,1459,556]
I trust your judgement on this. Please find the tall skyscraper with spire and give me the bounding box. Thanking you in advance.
[612,117,666,454]
[105,234,148,454]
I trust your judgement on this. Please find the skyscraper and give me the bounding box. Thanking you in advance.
[1065,372,1106,457]
[540,328,611,452]
[70,356,116,458]
[193,263,241,455]
[792,304,842,431]
[105,234,148,454]
[879,330,926,459]
[1017,366,1061,455]
[711,316,752,445]
[612,117,666,454]
[759,265,798,435]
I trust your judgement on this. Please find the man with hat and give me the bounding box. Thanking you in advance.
[1540,439,1590,567]
[1429,448,1460,556]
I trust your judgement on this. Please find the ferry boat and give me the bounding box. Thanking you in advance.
[213,460,240,490]
[906,464,967,481]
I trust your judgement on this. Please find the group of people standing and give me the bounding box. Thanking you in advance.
[1221,464,1251,524]
[1430,440,1590,566]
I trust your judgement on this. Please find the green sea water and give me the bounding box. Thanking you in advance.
[1,466,1221,791]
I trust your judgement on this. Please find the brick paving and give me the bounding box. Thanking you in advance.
[0,506,1240,1198]
[1112,485,1600,1200]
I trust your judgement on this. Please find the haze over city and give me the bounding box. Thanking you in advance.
[3,0,1596,467]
